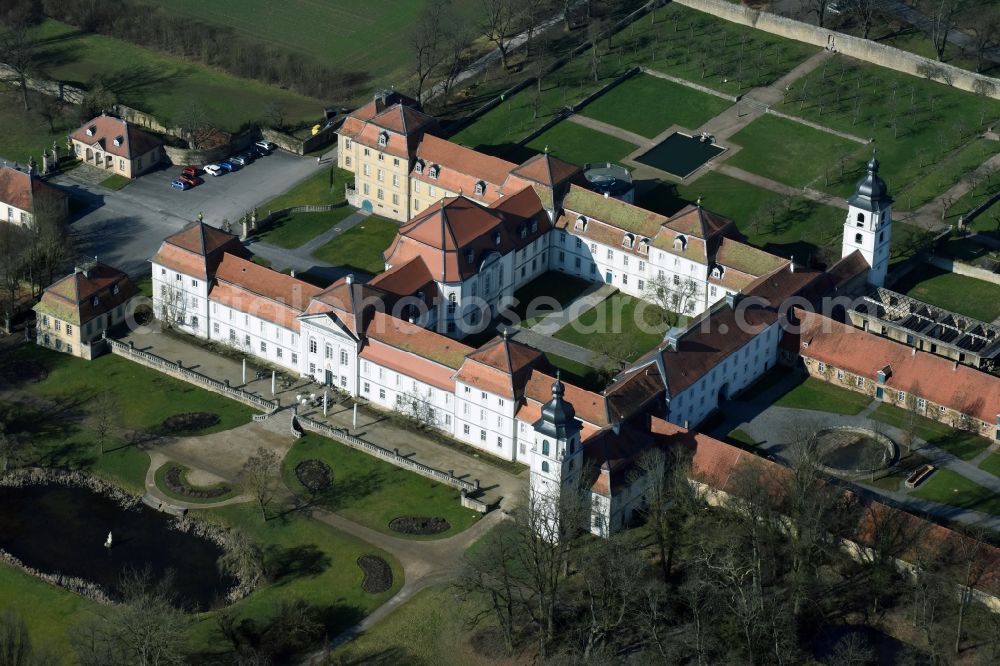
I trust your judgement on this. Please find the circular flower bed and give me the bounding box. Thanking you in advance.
[1,360,47,384]
[163,465,232,499]
[357,555,392,594]
[162,412,220,432]
[388,516,451,535]
[295,459,332,492]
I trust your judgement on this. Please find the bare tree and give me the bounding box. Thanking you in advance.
[393,388,439,430]
[952,524,989,654]
[0,26,39,110]
[643,271,699,316]
[410,0,449,104]
[847,0,881,39]
[173,102,215,150]
[968,6,1000,73]
[921,0,968,62]
[806,0,830,28]
[634,447,700,581]
[480,0,519,71]
[438,26,472,101]
[579,533,645,659]
[454,521,522,656]
[92,389,118,455]
[218,529,265,593]
[241,447,280,521]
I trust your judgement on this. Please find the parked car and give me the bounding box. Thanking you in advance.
[170,179,190,190]
[219,160,239,172]
[254,140,275,153]
[250,144,268,158]
[826,1,847,14]
[204,164,223,177]
[179,174,199,188]
[229,155,250,167]
[181,165,200,178]
[237,151,256,163]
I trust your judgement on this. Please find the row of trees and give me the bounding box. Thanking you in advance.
[0,207,73,331]
[457,442,999,663]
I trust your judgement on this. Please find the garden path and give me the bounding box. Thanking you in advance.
[529,282,617,335]
[715,164,849,209]
[510,327,610,366]
[904,150,1000,232]
[566,114,649,147]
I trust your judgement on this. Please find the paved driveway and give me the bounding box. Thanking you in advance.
[53,150,323,277]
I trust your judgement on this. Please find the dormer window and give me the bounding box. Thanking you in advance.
[429,165,439,179]
[86,125,96,136]
[474,180,485,196]
[638,238,649,254]
[622,233,634,249]
[378,131,388,147]
[415,160,424,174]
[711,265,724,279]
[673,235,687,251]
[113,135,123,147]
[574,215,587,231]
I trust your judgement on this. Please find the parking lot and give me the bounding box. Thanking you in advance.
[53,148,324,277]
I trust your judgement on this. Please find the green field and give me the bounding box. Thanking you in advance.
[509,271,595,326]
[779,54,1000,207]
[727,114,866,189]
[773,377,872,415]
[257,207,357,250]
[553,293,669,362]
[912,468,1000,516]
[311,216,399,274]
[891,263,1000,323]
[164,0,482,98]
[259,168,353,213]
[0,90,78,164]
[31,19,323,132]
[452,3,815,153]
[979,452,1000,477]
[281,435,479,539]
[526,121,638,167]
[580,74,732,138]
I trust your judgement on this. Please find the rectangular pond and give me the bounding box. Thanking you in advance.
[635,132,725,179]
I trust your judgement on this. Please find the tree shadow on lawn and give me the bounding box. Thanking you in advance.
[470,142,539,164]
[264,543,331,585]
[336,647,426,666]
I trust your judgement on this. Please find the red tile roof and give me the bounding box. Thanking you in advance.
[36,262,138,326]
[412,134,514,202]
[365,310,474,369]
[214,254,322,312]
[523,368,608,428]
[69,114,162,160]
[454,335,543,399]
[508,153,580,187]
[210,282,305,332]
[0,165,65,214]
[360,339,459,392]
[793,309,1000,423]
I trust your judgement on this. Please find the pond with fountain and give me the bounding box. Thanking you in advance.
[0,482,234,610]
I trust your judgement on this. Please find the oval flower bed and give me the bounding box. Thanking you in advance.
[357,554,393,594]
[156,463,237,503]
[388,516,451,535]
[295,459,332,492]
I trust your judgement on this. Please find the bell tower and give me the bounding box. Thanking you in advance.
[529,372,584,535]
[842,151,893,287]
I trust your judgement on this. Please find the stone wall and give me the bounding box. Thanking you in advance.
[672,0,1000,100]
[106,338,278,412]
[163,133,256,167]
[261,123,339,156]
[926,254,1000,286]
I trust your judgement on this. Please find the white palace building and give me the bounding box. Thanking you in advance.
[148,96,918,535]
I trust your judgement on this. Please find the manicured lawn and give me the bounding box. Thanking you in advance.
[870,402,992,462]
[979,452,1000,477]
[311,216,399,274]
[256,206,356,249]
[867,452,934,492]
[773,377,872,415]
[0,90,77,164]
[31,19,322,132]
[891,263,1000,323]
[281,434,479,539]
[543,353,605,393]
[580,74,732,138]
[153,461,241,504]
[452,3,815,153]
[553,293,669,361]
[911,468,1000,516]
[99,174,132,191]
[329,584,490,664]
[727,114,866,189]
[779,54,1000,206]
[526,121,638,167]
[1,345,254,491]
[893,138,998,210]
[509,271,595,327]
[258,167,353,214]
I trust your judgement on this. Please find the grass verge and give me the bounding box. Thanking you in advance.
[311,216,398,274]
[773,377,872,415]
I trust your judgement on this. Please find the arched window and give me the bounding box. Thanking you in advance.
[856,212,865,227]
[574,215,587,231]
[638,238,649,254]
[622,234,634,249]
[541,461,549,473]
[673,235,687,251]
[474,180,485,196]
[429,165,439,179]
[542,440,549,455]
[414,160,424,174]
[378,132,388,147]
[854,233,863,244]
[309,337,317,354]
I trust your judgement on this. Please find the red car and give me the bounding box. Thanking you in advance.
[181,165,200,178]
[178,174,199,188]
